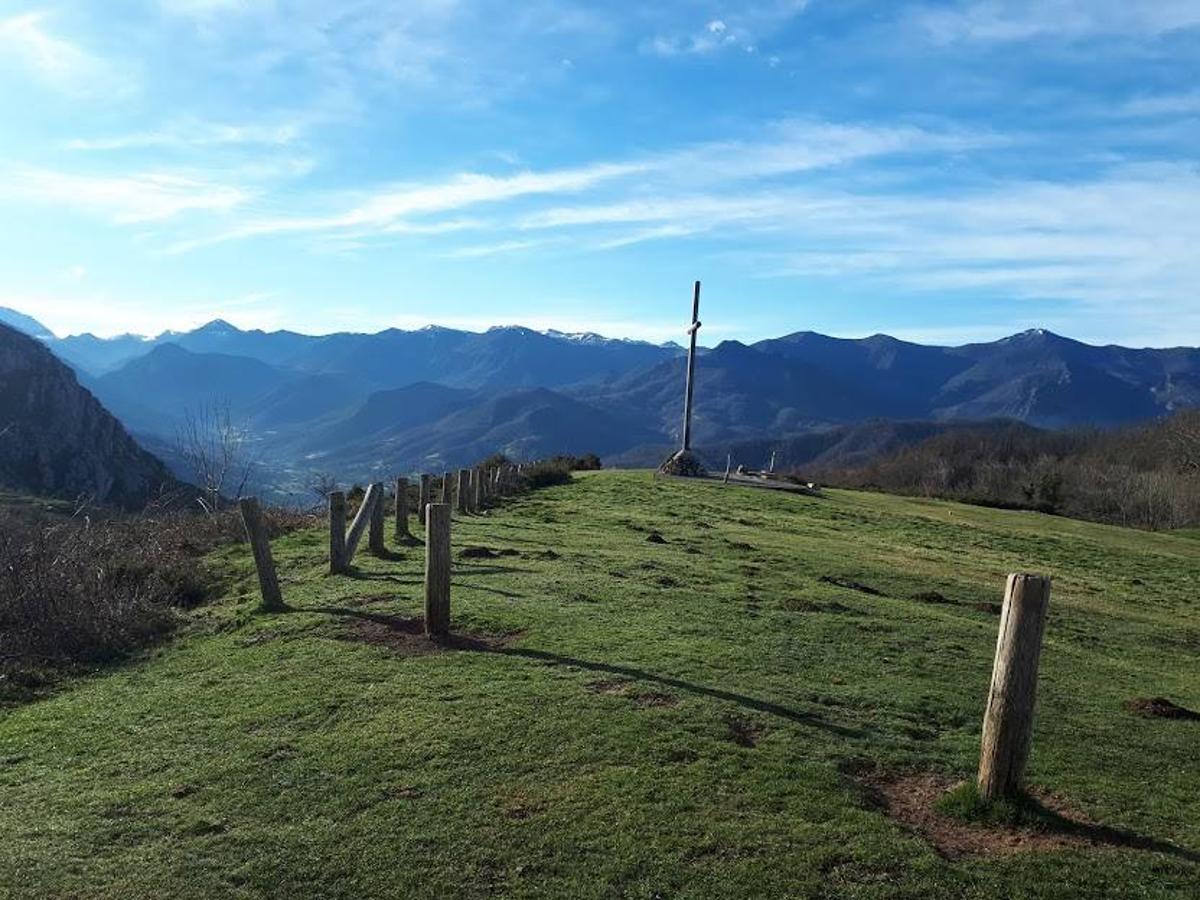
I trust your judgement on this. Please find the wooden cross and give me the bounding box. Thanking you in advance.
[681,280,701,452]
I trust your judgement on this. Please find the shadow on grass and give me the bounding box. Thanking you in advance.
[498,647,867,739]
[453,563,537,576]
[1023,795,1200,863]
[456,582,523,599]
[311,606,501,652]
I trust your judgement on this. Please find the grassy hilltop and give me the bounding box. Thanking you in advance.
[1,471,1197,898]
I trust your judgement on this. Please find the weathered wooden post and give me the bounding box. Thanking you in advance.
[418,474,431,526]
[441,471,453,505]
[424,502,451,637]
[329,491,346,574]
[681,280,702,452]
[368,482,386,556]
[394,477,410,540]
[977,573,1052,801]
[723,454,732,485]
[239,497,283,611]
[340,482,381,572]
[457,469,470,514]
[473,467,484,510]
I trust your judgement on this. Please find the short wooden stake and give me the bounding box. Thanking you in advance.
[329,491,346,574]
[977,573,1052,801]
[424,502,451,637]
[418,474,431,526]
[457,469,470,514]
[239,497,283,611]
[368,482,386,556]
[394,477,410,539]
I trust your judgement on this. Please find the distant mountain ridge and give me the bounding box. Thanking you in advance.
[3,306,1198,498]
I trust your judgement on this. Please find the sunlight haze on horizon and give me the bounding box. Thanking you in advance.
[1,1,1198,347]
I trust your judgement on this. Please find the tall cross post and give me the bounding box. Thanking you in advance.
[681,280,702,451]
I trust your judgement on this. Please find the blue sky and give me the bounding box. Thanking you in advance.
[1,1,1198,346]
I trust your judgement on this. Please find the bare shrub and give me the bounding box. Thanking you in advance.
[0,502,313,698]
[176,401,258,515]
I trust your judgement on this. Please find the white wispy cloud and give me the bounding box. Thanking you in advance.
[642,1,808,56]
[170,119,989,251]
[1116,91,1200,117]
[757,163,1200,315]
[169,160,650,251]
[0,11,134,97]
[910,0,1200,44]
[440,238,556,259]
[65,118,307,152]
[6,168,249,223]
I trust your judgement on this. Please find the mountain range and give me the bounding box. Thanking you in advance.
[3,306,1197,501]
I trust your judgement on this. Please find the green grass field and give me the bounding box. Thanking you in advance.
[1,471,1197,898]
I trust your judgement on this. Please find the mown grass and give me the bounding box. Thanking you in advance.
[1,471,1197,898]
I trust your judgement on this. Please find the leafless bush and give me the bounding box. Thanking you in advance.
[0,502,314,698]
[176,401,258,515]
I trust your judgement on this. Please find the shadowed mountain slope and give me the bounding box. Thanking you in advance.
[0,324,177,508]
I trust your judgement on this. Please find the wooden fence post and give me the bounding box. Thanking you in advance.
[341,482,381,571]
[369,483,386,556]
[329,491,346,575]
[418,474,431,525]
[723,454,732,485]
[977,573,1052,801]
[239,497,283,611]
[441,471,453,505]
[473,467,484,510]
[457,469,470,514]
[395,477,410,540]
[424,502,451,637]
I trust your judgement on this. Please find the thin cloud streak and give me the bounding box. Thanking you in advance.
[0,11,135,97]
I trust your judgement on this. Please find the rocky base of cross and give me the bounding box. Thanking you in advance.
[659,449,707,477]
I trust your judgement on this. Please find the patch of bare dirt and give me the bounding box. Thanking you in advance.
[1125,697,1200,720]
[343,616,518,656]
[726,717,767,747]
[855,771,1177,861]
[585,679,678,708]
[586,678,633,696]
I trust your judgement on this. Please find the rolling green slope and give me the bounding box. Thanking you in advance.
[1,472,1197,898]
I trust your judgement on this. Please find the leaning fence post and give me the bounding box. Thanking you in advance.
[419,474,432,526]
[341,482,381,571]
[395,477,410,540]
[329,491,346,574]
[457,469,470,514]
[369,483,386,556]
[424,502,451,637]
[239,497,283,611]
[977,573,1052,801]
